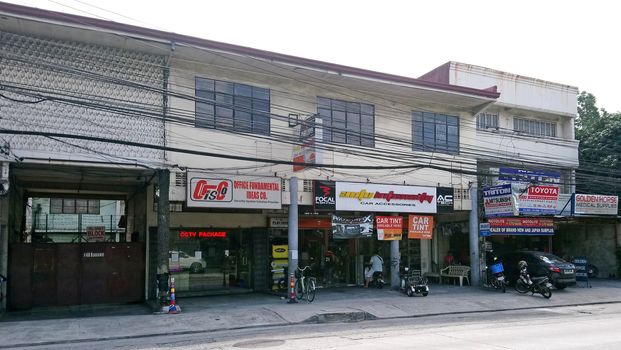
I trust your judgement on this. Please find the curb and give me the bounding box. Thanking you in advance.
[2,300,620,349]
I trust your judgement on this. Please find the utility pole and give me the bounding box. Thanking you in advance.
[288,177,299,286]
[157,169,170,303]
[469,183,480,285]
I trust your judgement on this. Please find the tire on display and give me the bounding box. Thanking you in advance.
[407,287,414,297]
[306,279,316,303]
[515,279,529,294]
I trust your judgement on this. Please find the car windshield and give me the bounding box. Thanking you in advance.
[538,254,566,264]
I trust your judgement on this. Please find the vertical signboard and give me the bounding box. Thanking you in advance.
[376,216,403,241]
[407,215,434,239]
[313,181,336,211]
[437,187,454,213]
[292,116,322,171]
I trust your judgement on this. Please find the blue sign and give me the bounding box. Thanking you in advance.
[498,167,561,184]
[483,184,514,217]
[571,256,588,282]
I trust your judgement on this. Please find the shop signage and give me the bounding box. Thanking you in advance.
[314,181,336,211]
[498,167,561,185]
[187,173,282,209]
[513,185,559,215]
[571,256,588,282]
[479,222,491,237]
[336,182,436,213]
[407,215,434,239]
[483,184,514,217]
[83,252,104,258]
[376,216,403,241]
[437,187,454,213]
[488,218,554,235]
[292,115,322,171]
[332,214,373,239]
[269,217,288,228]
[86,226,105,242]
[179,230,227,238]
[574,194,618,216]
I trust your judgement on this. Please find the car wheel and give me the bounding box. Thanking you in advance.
[190,262,202,274]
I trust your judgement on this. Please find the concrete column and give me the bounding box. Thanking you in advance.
[390,239,399,289]
[469,185,481,285]
[288,177,299,281]
[156,169,170,300]
[420,239,431,275]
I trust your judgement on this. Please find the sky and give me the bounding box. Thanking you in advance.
[4,0,621,113]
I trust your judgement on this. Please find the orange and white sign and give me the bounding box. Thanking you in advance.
[408,215,434,239]
[86,226,105,242]
[376,216,403,241]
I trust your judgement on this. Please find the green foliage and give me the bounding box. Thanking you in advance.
[575,92,621,200]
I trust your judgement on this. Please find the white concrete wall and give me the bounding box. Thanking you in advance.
[166,49,479,194]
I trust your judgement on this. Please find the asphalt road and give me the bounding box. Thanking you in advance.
[26,303,621,350]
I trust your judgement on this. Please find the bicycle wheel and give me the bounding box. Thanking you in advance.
[306,278,316,303]
[515,279,529,294]
[295,279,304,300]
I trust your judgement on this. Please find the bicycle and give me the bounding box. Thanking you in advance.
[294,266,316,302]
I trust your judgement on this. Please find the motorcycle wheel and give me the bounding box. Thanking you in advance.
[422,291,429,297]
[407,287,414,297]
[541,286,552,299]
[501,283,506,293]
[515,279,529,294]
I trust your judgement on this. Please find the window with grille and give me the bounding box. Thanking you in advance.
[412,111,459,154]
[513,117,556,137]
[195,77,270,135]
[317,97,375,147]
[50,198,100,214]
[476,113,499,129]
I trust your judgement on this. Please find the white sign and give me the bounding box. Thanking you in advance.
[335,182,436,213]
[187,173,282,209]
[574,194,618,215]
[86,226,105,242]
[269,217,288,228]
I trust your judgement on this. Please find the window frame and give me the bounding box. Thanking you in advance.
[318,97,375,147]
[513,117,556,137]
[476,113,499,130]
[412,111,460,155]
[195,77,271,135]
[49,198,101,214]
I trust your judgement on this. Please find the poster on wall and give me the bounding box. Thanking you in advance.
[86,226,105,242]
[336,182,436,213]
[376,216,403,240]
[483,184,514,217]
[331,214,373,239]
[407,215,434,239]
[574,194,618,216]
[512,185,559,215]
[187,172,282,209]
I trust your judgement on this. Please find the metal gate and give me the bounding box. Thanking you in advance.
[8,243,144,309]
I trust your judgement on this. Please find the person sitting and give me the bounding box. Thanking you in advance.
[444,251,455,266]
[365,249,384,287]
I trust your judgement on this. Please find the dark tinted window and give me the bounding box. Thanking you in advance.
[412,111,459,154]
[319,97,374,147]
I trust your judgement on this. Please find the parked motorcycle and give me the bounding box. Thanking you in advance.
[515,260,552,298]
[399,267,429,297]
[370,271,385,289]
[484,257,506,293]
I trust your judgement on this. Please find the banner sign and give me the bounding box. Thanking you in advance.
[483,184,514,217]
[407,215,434,239]
[336,182,436,213]
[574,194,618,216]
[376,216,403,241]
[292,116,322,171]
[187,173,282,209]
[86,226,105,242]
[331,214,373,239]
[313,181,336,211]
[488,218,554,235]
[498,167,561,185]
[437,187,454,213]
[513,184,559,215]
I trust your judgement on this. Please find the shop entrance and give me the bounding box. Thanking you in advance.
[299,229,357,286]
[168,228,252,295]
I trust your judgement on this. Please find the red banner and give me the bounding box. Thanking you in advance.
[488,218,554,227]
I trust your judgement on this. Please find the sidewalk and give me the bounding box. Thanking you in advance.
[1,279,620,349]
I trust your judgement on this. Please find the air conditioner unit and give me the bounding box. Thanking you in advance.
[169,171,186,202]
